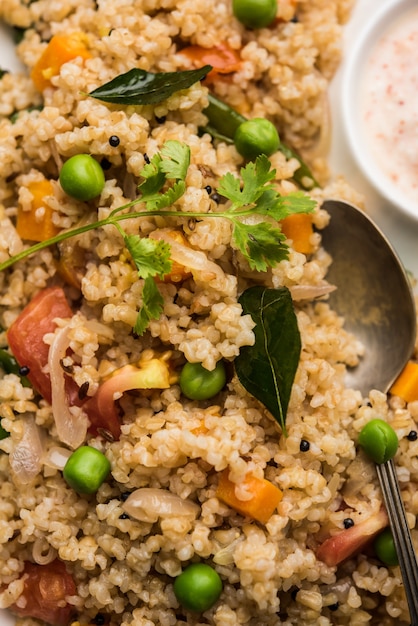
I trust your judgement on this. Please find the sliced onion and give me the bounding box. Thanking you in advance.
[289,283,336,301]
[150,229,234,295]
[43,446,72,470]
[32,537,57,565]
[213,536,244,565]
[48,324,89,448]
[10,416,45,484]
[122,488,200,523]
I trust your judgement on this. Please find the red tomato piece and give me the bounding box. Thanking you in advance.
[7,285,122,441]
[7,286,73,403]
[83,392,122,441]
[316,508,389,567]
[11,560,76,626]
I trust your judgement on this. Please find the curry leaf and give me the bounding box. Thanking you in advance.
[88,66,212,105]
[235,286,301,434]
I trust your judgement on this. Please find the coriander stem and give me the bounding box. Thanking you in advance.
[0,204,242,272]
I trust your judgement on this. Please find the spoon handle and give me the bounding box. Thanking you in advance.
[376,459,418,626]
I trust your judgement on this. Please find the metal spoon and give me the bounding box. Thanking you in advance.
[321,199,418,624]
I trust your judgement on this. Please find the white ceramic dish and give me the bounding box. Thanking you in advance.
[0,2,418,624]
[340,0,418,221]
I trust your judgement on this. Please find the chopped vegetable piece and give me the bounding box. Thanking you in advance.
[0,347,30,385]
[63,446,111,494]
[16,179,60,242]
[31,33,91,92]
[374,527,399,566]
[179,360,226,400]
[234,117,280,160]
[179,43,241,82]
[389,360,418,402]
[316,507,389,567]
[0,419,9,440]
[173,563,223,612]
[84,351,176,440]
[232,0,278,28]
[7,286,73,402]
[280,212,314,254]
[203,92,247,141]
[10,560,76,626]
[358,419,399,464]
[59,154,105,201]
[216,468,283,524]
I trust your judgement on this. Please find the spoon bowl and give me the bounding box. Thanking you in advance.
[320,199,416,396]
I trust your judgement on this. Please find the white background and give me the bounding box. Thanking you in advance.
[0,0,417,624]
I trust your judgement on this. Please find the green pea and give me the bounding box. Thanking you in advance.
[63,445,111,494]
[234,118,280,160]
[173,563,223,612]
[59,154,105,201]
[374,528,399,566]
[179,360,226,400]
[232,0,278,29]
[358,419,399,464]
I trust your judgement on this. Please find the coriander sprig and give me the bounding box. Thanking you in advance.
[0,140,315,333]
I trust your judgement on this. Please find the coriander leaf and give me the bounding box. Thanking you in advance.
[255,190,316,221]
[141,180,186,210]
[135,277,164,336]
[232,221,288,271]
[88,65,213,105]
[235,286,301,434]
[138,153,166,197]
[160,140,190,180]
[218,155,275,209]
[124,235,171,279]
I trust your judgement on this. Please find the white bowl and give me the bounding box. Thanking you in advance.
[341,0,418,220]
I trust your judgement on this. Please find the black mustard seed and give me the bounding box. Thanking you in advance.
[299,439,310,452]
[109,135,120,147]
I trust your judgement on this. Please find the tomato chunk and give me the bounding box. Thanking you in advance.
[7,286,73,403]
[11,560,76,626]
[316,508,389,567]
[6,285,122,441]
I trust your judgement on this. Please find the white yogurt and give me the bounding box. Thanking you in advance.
[361,6,418,209]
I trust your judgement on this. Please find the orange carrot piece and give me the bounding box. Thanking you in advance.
[216,468,283,524]
[16,179,60,242]
[31,33,91,92]
[179,43,241,82]
[280,213,314,254]
[389,360,418,403]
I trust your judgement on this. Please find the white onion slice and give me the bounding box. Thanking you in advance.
[289,283,336,301]
[48,324,88,448]
[10,416,45,484]
[122,488,200,523]
[43,445,72,470]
